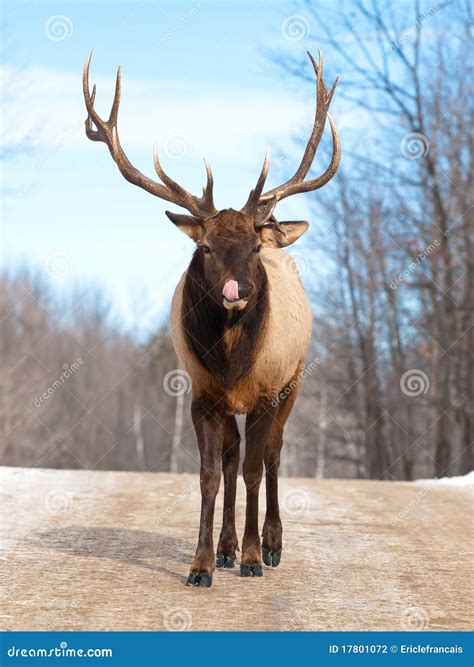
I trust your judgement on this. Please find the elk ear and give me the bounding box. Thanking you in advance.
[166,211,203,242]
[259,221,309,248]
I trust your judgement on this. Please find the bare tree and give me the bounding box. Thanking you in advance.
[276,0,473,478]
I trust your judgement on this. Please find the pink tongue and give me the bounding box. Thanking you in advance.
[222,280,239,301]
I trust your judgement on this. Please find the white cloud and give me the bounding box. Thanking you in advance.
[1,64,317,163]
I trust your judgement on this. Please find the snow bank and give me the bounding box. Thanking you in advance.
[416,470,474,488]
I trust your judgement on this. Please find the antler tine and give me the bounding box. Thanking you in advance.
[109,66,121,125]
[83,51,217,218]
[153,147,217,217]
[85,83,98,140]
[153,145,183,192]
[83,50,94,114]
[284,50,327,184]
[258,51,340,206]
[242,150,270,215]
[202,159,217,213]
[152,145,197,214]
[285,113,340,195]
[327,76,339,108]
[309,49,323,83]
[83,50,102,141]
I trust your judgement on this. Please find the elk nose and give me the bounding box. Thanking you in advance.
[238,283,253,300]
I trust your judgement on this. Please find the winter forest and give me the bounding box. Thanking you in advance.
[1,0,472,481]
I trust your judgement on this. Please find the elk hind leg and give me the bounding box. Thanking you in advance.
[263,369,302,567]
[241,401,278,577]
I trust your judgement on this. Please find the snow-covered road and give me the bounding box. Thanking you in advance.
[1,467,472,631]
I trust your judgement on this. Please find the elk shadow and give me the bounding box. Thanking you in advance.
[30,526,194,584]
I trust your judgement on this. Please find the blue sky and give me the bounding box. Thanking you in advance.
[1,0,361,334]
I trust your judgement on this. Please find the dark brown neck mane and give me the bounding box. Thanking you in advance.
[181,250,269,390]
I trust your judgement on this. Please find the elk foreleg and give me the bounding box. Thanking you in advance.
[216,416,240,569]
[187,400,224,587]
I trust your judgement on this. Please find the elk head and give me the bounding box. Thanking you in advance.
[83,51,340,311]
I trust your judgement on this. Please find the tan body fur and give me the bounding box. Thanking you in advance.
[170,248,312,414]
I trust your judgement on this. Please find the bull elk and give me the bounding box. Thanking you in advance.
[83,51,340,587]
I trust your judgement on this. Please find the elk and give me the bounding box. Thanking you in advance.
[83,50,340,587]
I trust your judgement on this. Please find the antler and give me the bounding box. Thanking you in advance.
[245,51,340,226]
[241,151,271,212]
[83,50,217,219]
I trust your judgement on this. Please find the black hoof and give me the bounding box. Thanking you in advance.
[240,564,263,577]
[262,548,281,567]
[216,554,236,569]
[186,572,212,587]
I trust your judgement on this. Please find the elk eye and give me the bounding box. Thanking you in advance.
[201,245,211,254]
[253,245,262,254]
